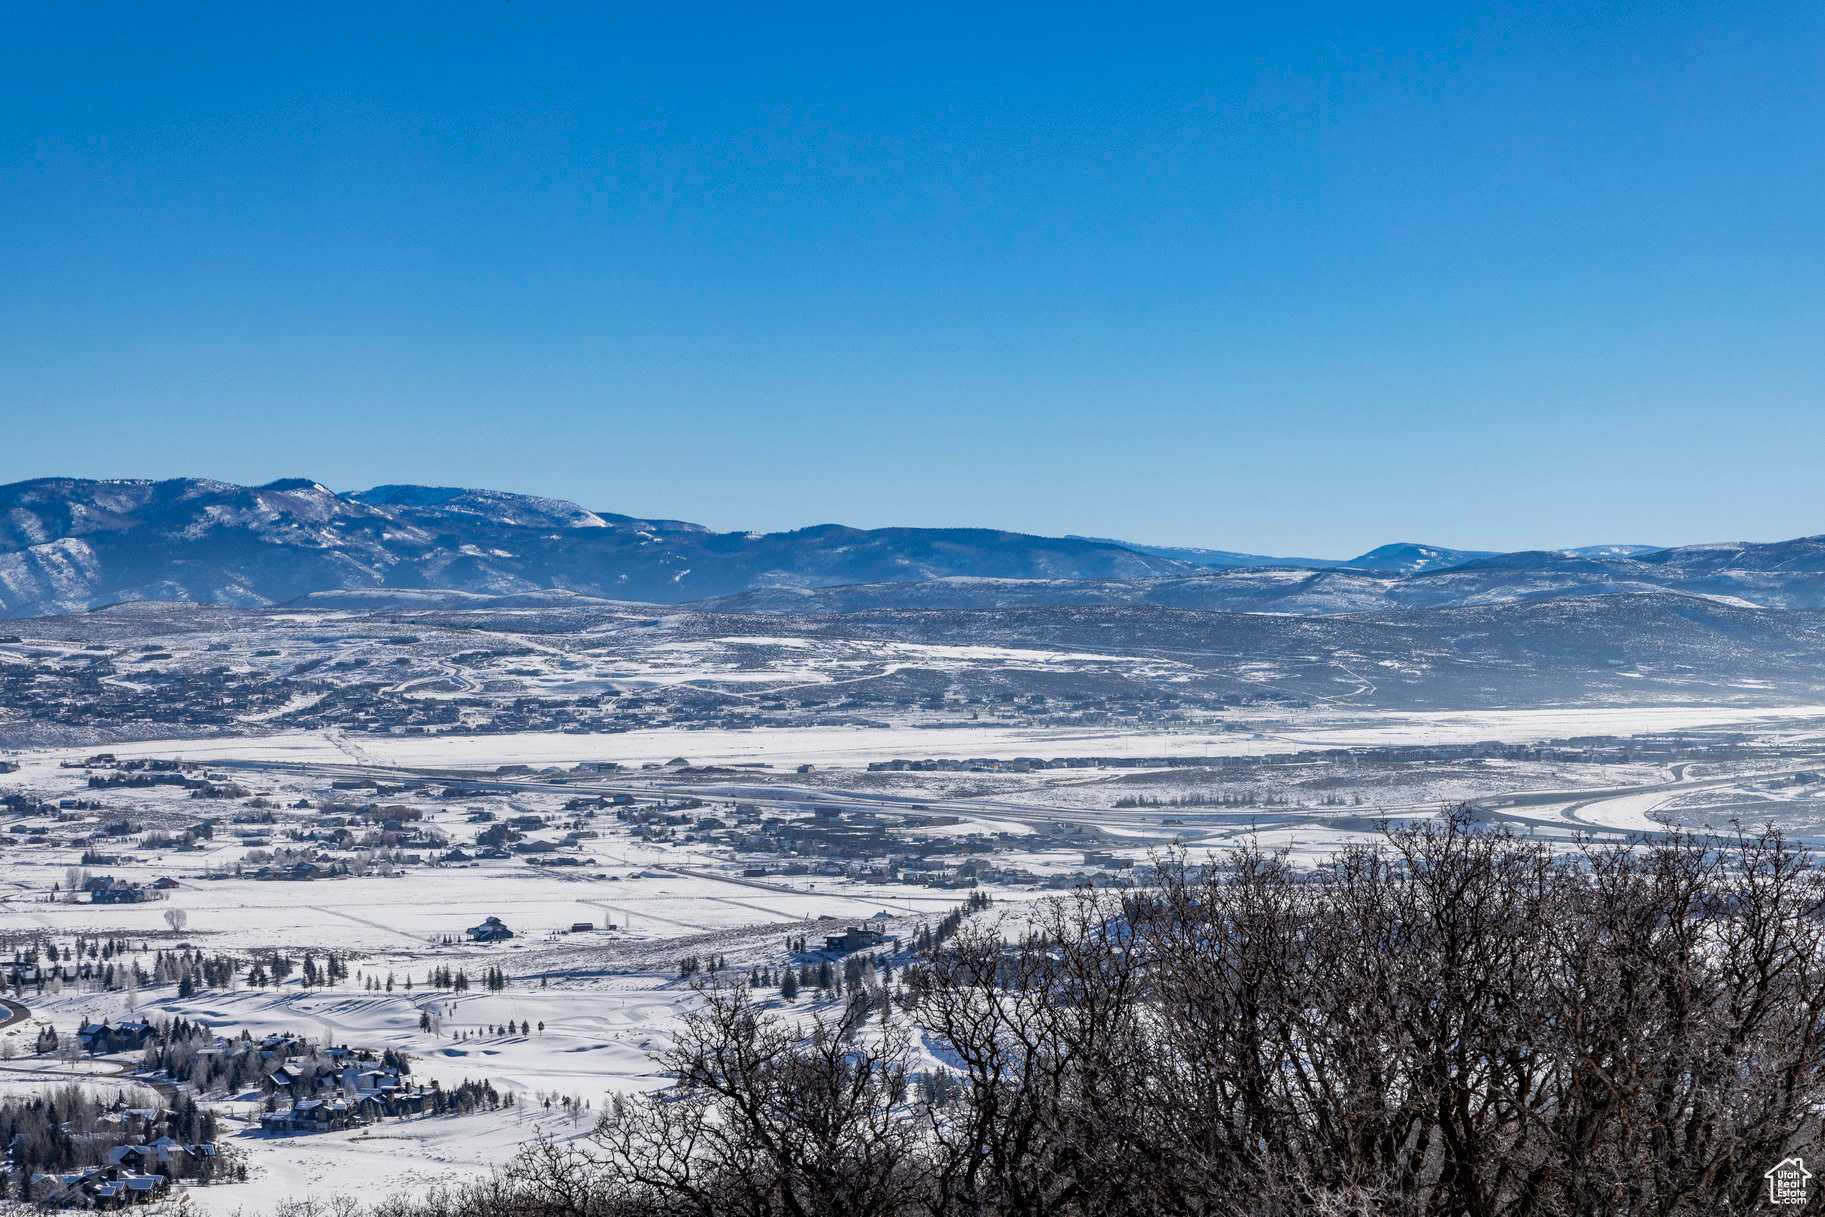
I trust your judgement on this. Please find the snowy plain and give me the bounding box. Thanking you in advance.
[9,595,1825,1214]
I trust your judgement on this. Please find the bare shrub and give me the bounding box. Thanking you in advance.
[342,812,1825,1217]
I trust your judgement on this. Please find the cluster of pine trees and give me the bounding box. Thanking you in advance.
[677,955,732,979]
[3,942,365,997]
[49,935,135,962]
[428,1079,509,1116]
[238,950,347,988]
[5,935,148,995]
[747,952,898,1003]
[1113,790,1300,808]
[151,948,239,996]
[298,952,350,987]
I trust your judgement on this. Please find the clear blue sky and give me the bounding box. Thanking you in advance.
[3,3,1820,556]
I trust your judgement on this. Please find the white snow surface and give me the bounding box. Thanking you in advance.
[9,706,1825,1212]
[19,703,1825,770]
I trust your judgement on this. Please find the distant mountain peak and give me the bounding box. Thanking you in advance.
[1068,536,1337,570]
[1558,543,1664,559]
[1082,536,1497,574]
[348,484,468,506]
[348,484,609,529]
[1342,543,1498,574]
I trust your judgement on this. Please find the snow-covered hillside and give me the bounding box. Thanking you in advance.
[7,476,1825,618]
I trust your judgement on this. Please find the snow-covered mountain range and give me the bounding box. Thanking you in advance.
[0,477,1190,617]
[0,476,1819,618]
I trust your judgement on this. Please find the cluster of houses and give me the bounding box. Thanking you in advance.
[71,1025,433,1150]
[83,876,175,904]
[25,1130,219,1208]
[254,859,339,881]
[76,1019,158,1054]
[31,1164,173,1208]
[260,1063,428,1134]
[105,1137,215,1177]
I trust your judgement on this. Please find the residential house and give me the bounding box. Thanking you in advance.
[467,915,513,943]
[823,926,889,953]
[86,877,149,904]
[77,1020,156,1054]
[260,1098,359,1134]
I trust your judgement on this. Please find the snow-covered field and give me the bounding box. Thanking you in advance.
[8,701,1825,1213]
[19,701,1825,770]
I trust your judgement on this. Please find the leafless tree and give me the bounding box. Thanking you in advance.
[360,811,1825,1217]
[593,985,928,1217]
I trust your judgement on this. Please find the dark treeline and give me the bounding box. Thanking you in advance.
[429,1079,509,1117]
[368,812,1824,1216]
[4,936,365,997]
